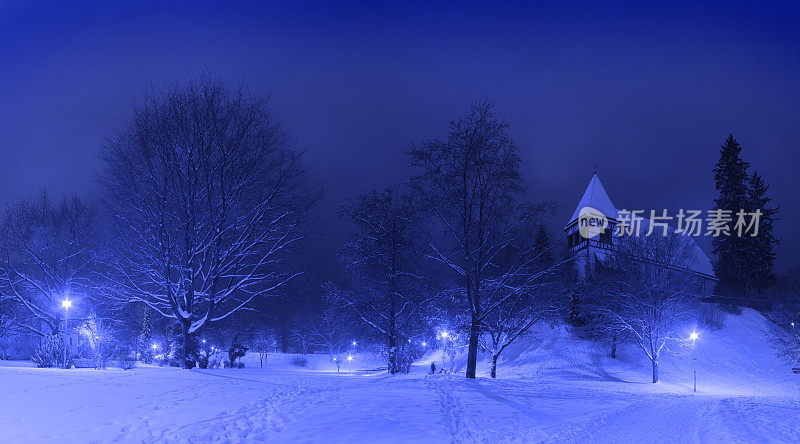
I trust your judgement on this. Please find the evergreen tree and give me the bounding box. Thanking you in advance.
[711,134,750,301]
[746,171,779,299]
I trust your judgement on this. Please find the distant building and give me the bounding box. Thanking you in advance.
[564,173,717,298]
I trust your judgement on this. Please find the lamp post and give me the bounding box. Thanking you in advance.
[347,354,353,372]
[61,298,72,369]
[689,331,699,392]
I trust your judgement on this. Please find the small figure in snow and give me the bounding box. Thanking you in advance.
[430,361,436,374]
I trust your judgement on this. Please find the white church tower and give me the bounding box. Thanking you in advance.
[564,172,717,297]
[563,172,618,279]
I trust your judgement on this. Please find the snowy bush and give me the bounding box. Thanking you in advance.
[119,354,137,370]
[291,356,307,367]
[78,315,120,369]
[699,302,727,330]
[227,334,248,368]
[767,302,800,366]
[32,335,71,368]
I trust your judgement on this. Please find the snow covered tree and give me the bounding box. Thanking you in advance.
[331,185,432,373]
[0,298,19,341]
[599,234,701,383]
[479,225,562,378]
[766,269,800,367]
[479,293,541,378]
[407,101,552,378]
[0,191,98,336]
[100,75,318,368]
[711,134,751,302]
[745,171,779,302]
[304,305,350,357]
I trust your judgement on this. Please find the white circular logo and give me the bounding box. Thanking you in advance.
[578,206,608,239]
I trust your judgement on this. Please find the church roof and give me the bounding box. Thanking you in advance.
[568,173,618,224]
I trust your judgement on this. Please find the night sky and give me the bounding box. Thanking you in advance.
[1,1,799,279]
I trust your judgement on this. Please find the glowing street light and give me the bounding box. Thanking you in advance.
[689,331,699,341]
[202,339,206,344]
[60,297,73,369]
[441,331,449,338]
[347,355,353,362]
[352,340,357,347]
[152,343,159,350]
[422,341,427,347]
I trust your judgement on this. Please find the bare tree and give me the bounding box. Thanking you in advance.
[0,191,98,336]
[0,298,20,340]
[407,100,553,379]
[766,269,800,367]
[101,75,318,368]
[768,302,800,368]
[305,306,348,357]
[598,234,701,383]
[479,224,561,378]
[331,185,432,373]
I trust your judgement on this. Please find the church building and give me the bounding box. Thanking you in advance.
[564,173,717,298]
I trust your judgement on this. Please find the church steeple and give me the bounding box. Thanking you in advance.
[566,172,618,227]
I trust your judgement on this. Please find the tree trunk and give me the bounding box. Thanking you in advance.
[181,319,195,369]
[652,359,659,383]
[490,354,498,378]
[466,314,479,379]
[388,334,398,374]
[610,335,617,359]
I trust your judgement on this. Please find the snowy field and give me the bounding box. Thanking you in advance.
[2,309,799,443]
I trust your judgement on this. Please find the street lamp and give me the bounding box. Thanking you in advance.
[421,341,427,347]
[689,331,699,392]
[61,298,73,369]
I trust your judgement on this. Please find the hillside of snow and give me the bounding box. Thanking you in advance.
[453,308,799,397]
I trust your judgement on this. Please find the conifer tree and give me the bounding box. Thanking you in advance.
[746,171,779,299]
[712,134,750,301]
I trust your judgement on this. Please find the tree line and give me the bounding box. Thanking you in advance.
[0,75,792,379]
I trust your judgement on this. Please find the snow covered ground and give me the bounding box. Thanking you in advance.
[1,309,798,443]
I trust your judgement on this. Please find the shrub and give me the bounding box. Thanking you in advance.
[291,356,307,367]
[119,354,137,370]
[227,334,248,368]
[698,303,727,330]
[32,335,70,368]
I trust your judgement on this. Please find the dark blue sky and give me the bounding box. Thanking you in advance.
[1,1,798,276]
